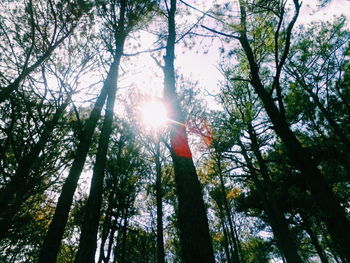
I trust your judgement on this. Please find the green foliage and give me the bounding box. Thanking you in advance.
[242,237,272,263]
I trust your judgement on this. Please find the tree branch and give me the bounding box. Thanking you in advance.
[201,25,240,39]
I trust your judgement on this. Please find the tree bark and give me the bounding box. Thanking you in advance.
[238,2,350,260]
[162,1,215,262]
[114,206,129,263]
[37,69,111,263]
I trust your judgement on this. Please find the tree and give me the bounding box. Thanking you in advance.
[160,0,215,262]
[205,0,350,260]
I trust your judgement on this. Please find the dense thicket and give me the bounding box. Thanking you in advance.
[0,0,349,263]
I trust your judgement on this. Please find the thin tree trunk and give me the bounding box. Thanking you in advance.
[155,142,166,263]
[301,214,330,263]
[162,1,215,262]
[98,189,117,263]
[37,73,110,263]
[216,156,241,263]
[238,2,350,260]
[106,221,117,263]
[318,221,344,263]
[221,216,232,263]
[114,208,129,263]
[216,199,233,263]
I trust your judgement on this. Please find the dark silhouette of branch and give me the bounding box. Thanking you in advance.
[201,25,240,39]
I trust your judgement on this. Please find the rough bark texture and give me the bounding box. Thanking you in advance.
[238,1,350,260]
[162,1,215,262]
[37,73,110,263]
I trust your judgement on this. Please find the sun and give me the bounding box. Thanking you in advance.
[140,99,168,128]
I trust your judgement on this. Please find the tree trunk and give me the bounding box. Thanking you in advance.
[301,214,330,263]
[73,1,126,260]
[98,189,117,263]
[106,223,117,263]
[73,55,123,263]
[216,156,241,263]
[162,1,215,262]
[220,213,232,263]
[318,221,344,263]
[114,207,129,263]
[37,69,111,263]
[238,2,350,260]
[155,142,166,263]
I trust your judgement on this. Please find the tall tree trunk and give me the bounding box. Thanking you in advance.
[106,223,117,263]
[155,142,166,263]
[73,55,123,263]
[238,138,303,263]
[219,209,232,263]
[0,98,69,239]
[37,69,112,263]
[318,221,344,263]
[114,207,129,263]
[238,2,350,260]
[216,155,241,263]
[162,1,215,262]
[73,1,126,261]
[98,188,117,263]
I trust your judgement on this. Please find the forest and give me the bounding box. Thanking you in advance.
[0,0,349,262]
